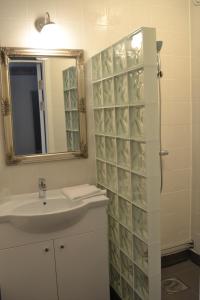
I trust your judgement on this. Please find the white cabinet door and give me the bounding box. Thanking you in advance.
[54,230,110,300]
[0,240,58,300]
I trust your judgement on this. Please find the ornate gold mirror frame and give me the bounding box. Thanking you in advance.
[0,48,87,165]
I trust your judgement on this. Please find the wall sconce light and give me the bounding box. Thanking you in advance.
[35,12,56,33]
[34,12,64,48]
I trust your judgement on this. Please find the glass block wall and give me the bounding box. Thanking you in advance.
[63,66,80,151]
[92,28,161,300]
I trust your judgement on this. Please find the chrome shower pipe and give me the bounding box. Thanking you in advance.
[156,41,169,193]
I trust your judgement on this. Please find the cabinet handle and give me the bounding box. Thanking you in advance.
[44,247,50,252]
[60,245,65,249]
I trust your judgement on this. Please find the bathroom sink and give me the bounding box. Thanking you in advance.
[0,190,108,233]
[13,197,79,215]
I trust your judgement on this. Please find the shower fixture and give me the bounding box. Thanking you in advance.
[156,41,163,53]
[156,40,169,192]
[157,41,163,78]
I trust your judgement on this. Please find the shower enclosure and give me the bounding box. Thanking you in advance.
[92,27,161,300]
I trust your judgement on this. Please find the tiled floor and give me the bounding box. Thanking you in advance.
[162,260,200,299]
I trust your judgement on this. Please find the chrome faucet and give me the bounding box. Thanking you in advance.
[38,178,46,199]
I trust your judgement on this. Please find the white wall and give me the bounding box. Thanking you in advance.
[50,59,69,152]
[190,0,200,254]
[153,1,192,250]
[44,59,55,152]
[0,0,192,249]
[44,58,76,153]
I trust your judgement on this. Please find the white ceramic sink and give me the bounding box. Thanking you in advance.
[0,189,108,232]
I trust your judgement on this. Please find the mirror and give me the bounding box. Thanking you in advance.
[0,48,87,164]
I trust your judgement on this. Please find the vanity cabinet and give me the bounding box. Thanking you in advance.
[0,240,58,300]
[55,230,109,300]
[0,229,109,300]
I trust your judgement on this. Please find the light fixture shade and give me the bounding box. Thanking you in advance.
[40,23,60,47]
[35,12,55,32]
[41,22,57,34]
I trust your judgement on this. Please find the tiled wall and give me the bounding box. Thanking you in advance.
[190,0,200,254]
[0,0,191,250]
[155,2,191,250]
[92,28,161,300]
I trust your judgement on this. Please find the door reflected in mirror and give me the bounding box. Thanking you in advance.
[9,58,79,156]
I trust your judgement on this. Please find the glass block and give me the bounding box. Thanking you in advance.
[132,205,148,240]
[113,40,127,73]
[133,236,148,272]
[119,225,132,258]
[114,74,128,105]
[110,264,121,296]
[118,197,132,230]
[128,69,144,103]
[93,82,103,107]
[102,47,113,77]
[118,169,131,200]
[63,70,70,90]
[64,91,70,110]
[126,32,143,68]
[106,164,117,191]
[107,190,118,218]
[104,108,115,135]
[71,111,79,130]
[97,184,104,189]
[105,137,116,163]
[130,107,145,139]
[92,53,101,81]
[116,108,129,138]
[95,135,105,160]
[103,78,114,106]
[134,266,149,300]
[69,67,77,88]
[72,132,80,151]
[70,89,78,109]
[131,141,146,173]
[131,174,147,208]
[65,112,72,129]
[117,139,130,169]
[63,72,67,91]
[96,160,106,186]
[120,251,133,285]
[94,109,104,133]
[66,131,73,151]
[121,278,134,300]
[109,216,119,244]
[109,241,120,271]
[134,292,142,300]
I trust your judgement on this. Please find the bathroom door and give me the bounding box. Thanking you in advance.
[9,61,47,155]
[0,240,58,300]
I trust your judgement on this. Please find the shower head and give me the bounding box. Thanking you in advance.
[156,41,163,53]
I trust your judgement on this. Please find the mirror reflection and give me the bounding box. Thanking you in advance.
[9,57,80,156]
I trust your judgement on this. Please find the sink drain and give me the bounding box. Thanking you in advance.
[162,277,189,294]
